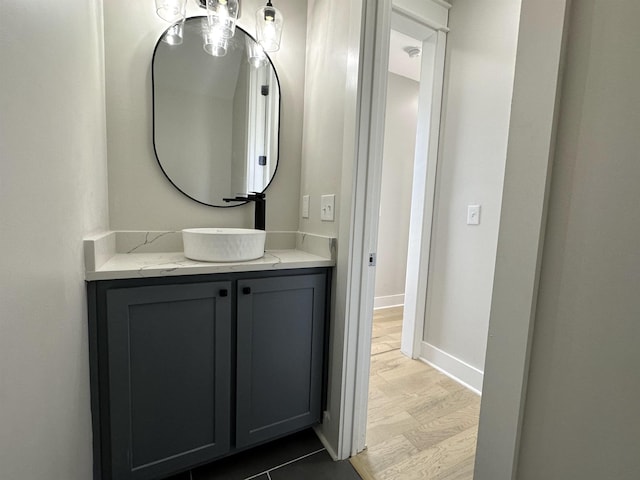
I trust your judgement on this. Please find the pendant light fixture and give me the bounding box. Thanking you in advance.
[246,37,267,67]
[156,0,187,45]
[206,0,239,40]
[256,1,283,52]
[155,0,187,23]
[155,1,286,57]
[162,22,185,45]
[201,17,228,56]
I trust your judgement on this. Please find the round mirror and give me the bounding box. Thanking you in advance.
[152,17,281,207]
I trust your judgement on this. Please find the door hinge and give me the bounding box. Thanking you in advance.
[368,253,376,266]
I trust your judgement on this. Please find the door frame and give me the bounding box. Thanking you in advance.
[339,0,571,478]
[396,16,448,359]
[341,0,450,457]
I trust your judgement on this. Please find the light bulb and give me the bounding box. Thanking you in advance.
[264,21,276,40]
[246,38,267,67]
[155,0,187,23]
[256,2,283,52]
[207,0,238,39]
[218,2,229,20]
[201,18,228,56]
[162,21,184,45]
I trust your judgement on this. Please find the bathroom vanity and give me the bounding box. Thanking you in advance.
[85,232,334,480]
[84,11,336,477]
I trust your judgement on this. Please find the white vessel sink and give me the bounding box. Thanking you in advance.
[182,228,266,262]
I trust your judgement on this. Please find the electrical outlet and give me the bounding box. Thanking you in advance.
[467,204,481,225]
[321,194,335,221]
[302,195,310,218]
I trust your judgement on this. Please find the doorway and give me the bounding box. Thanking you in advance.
[349,8,482,478]
[375,5,449,365]
[346,2,451,457]
[371,26,422,338]
[338,1,570,478]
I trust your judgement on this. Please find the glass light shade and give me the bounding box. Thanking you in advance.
[201,19,228,56]
[256,3,283,52]
[206,0,239,40]
[155,0,187,23]
[162,21,185,45]
[246,37,267,68]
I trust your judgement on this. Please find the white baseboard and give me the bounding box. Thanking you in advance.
[419,342,483,394]
[313,425,340,460]
[374,294,404,310]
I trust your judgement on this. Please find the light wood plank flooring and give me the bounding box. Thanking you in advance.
[350,306,480,480]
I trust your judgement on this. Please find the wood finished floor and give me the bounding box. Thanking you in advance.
[350,306,480,480]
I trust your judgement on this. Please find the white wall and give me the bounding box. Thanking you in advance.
[0,1,109,478]
[155,90,233,201]
[422,0,521,376]
[104,0,307,231]
[301,0,365,455]
[299,0,353,238]
[516,1,640,478]
[375,73,418,304]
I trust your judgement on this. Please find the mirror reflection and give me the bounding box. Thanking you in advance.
[153,17,280,207]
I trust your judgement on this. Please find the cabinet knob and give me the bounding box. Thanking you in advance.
[242,287,251,295]
[219,289,228,297]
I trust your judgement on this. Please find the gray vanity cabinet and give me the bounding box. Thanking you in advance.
[105,282,232,480]
[236,274,326,448]
[88,268,329,480]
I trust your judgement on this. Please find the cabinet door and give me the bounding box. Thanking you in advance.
[236,273,326,448]
[106,282,231,480]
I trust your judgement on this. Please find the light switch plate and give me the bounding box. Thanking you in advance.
[321,194,335,221]
[302,195,310,218]
[467,204,481,225]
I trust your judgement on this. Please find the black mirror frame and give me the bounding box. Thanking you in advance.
[151,18,282,208]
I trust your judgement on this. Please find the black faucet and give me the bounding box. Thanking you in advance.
[222,192,266,230]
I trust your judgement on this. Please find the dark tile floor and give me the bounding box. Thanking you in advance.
[164,429,361,480]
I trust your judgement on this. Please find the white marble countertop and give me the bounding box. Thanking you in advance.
[86,249,334,281]
[84,231,336,281]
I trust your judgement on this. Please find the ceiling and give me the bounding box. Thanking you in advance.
[388,29,422,82]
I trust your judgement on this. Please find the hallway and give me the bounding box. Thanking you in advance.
[351,307,480,480]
